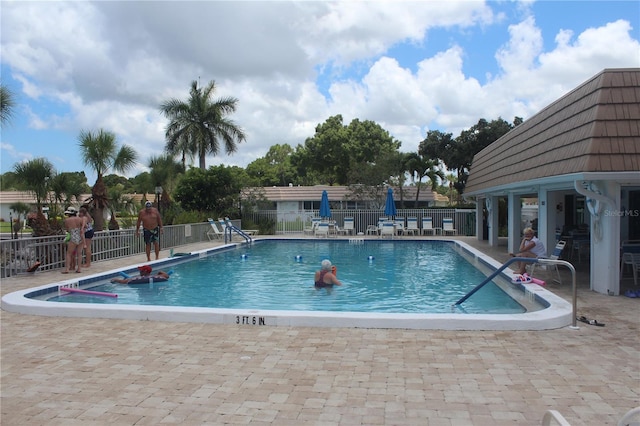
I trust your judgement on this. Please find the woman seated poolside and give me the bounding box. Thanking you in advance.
[111,265,170,284]
[314,259,342,288]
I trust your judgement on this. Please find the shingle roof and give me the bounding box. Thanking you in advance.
[465,68,640,195]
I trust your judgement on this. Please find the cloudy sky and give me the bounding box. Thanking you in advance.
[1,1,639,184]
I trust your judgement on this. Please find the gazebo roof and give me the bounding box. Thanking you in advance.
[465,68,640,195]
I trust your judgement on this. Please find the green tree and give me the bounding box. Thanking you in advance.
[419,118,516,194]
[405,152,445,208]
[0,84,16,126]
[174,165,245,217]
[78,129,138,231]
[291,115,401,185]
[103,174,134,192]
[48,172,87,218]
[13,158,55,236]
[160,80,246,170]
[148,153,185,221]
[9,201,30,239]
[246,144,295,186]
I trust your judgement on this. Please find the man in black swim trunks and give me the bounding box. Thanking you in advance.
[136,201,164,261]
[314,259,342,288]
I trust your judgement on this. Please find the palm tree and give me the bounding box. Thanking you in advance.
[9,201,31,239]
[13,158,55,236]
[0,84,16,126]
[159,80,246,170]
[406,153,445,208]
[78,129,137,231]
[148,154,185,213]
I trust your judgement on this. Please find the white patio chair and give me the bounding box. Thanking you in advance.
[379,221,395,239]
[442,218,457,235]
[343,217,355,235]
[207,218,224,240]
[405,217,419,236]
[315,222,330,238]
[304,217,321,235]
[531,240,566,284]
[422,217,440,235]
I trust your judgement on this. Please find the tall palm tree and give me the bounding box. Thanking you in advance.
[159,80,246,170]
[13,158,55,236]
[406,153,445,208]
[0,84,16,126]
[78,129,137,231]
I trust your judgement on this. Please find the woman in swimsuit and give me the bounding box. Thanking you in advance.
[314,259,342,288]
[79,207,94,267]
[62,207,85,274]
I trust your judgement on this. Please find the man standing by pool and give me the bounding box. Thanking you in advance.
[136,201,163,261]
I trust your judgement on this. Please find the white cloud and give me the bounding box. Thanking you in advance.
[1,1,639,181]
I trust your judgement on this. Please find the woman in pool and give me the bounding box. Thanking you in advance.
[314,259,342,288]
[111,265,170,284]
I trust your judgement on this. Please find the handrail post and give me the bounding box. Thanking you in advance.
[537,259,578,329]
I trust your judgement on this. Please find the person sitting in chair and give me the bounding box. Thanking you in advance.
[510,227,546,275]
[314,259,342,288]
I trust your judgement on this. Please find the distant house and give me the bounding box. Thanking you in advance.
[241,185,448,212]
[464,68,640,296]
[0,191,151,224]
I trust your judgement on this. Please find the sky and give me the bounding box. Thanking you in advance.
[1,0,639,185]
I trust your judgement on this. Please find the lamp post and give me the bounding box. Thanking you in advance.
[155,186,163,213]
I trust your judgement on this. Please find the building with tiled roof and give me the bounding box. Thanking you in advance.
[465,68,640,296]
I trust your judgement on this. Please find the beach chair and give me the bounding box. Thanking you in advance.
[207,218,224,240]
[405,217,419,236]
[379,221,395,239]
[343,217,355,235]
[394,218,406,236]
[421,217,439,235]
[304,217,321,235]
[315,222,329,238]
[442,218,457,235]
[531,240,566,284]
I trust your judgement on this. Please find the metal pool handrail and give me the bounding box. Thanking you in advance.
[454,257,578,329]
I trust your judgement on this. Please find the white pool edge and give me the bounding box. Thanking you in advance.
[1,239,573,330]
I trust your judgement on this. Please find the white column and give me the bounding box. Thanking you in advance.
[476,198,483,241]
[508,193,521,254]
[487,196,500,247]
[590,181,621,295]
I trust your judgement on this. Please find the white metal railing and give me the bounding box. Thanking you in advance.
[244,208,476,236]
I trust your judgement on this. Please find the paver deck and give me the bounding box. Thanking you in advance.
[1,236,638,425]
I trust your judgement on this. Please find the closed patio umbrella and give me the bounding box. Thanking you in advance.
[320,190,332,219]
[384,188,397,218]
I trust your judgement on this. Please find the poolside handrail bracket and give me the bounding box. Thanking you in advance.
[454,257,578,329]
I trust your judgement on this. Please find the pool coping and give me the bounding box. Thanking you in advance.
[1,239,573,330]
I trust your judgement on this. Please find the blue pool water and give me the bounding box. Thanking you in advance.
[48,240,525,314]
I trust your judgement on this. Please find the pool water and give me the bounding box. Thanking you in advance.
[49,240,525,314]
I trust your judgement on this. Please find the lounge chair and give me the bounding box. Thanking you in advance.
[304,217,322,235]
[421,217,440,235]
[343,217,355,235]
[531,240,566,284]
[442,218,457,235]
[207,218,224,240]
[405,217,419,236]
[379,221,395,239]
[315,222,330,238]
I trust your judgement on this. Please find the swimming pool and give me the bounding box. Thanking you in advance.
[2,239,573,330]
